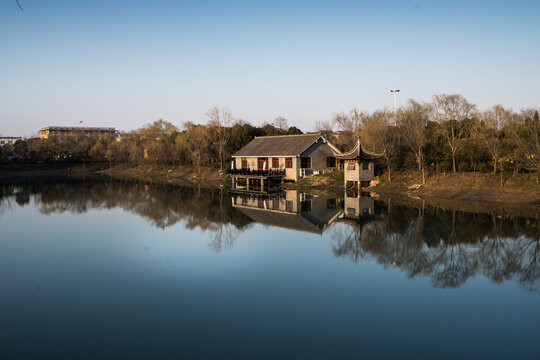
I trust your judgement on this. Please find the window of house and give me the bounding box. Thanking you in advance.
[272,158,279,169]
[327,157,336,168]
[300,157,311,169]
[241,158,248,169]
[285,158,293,169]
[258,198,265,208]
[362,162,369,170]
[258,157,268,170]
[272,198,280,210]
[286,200,293,212]
[346,163,355,170]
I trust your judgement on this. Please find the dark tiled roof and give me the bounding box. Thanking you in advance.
[334,139,383,160]
[232,134,324,157]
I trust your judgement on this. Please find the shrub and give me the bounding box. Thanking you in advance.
[458,161,471,172]
[477,163,489,173]
[390,161,401,171]
[438,160,452,172]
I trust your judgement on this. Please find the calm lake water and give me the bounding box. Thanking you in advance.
[1,177,539,359]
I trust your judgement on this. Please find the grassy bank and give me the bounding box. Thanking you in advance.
[0,162,224,186]
[372,171,540,205]
[282,170,344,197]
[5,162,540,205]
[98,164,224,184]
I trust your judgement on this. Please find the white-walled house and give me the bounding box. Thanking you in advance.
[231,133,341,181]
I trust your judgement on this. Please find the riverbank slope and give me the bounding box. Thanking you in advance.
[286,170,540,205]
[0,163,224,186]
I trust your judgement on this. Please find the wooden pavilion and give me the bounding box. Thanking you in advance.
[334,139,383,190]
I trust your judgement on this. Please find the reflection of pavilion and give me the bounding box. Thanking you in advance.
[343,192,374,218]
[336,191,377,235]
[230,190,343,235]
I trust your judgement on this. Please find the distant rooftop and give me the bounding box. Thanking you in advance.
[40,126,116,131]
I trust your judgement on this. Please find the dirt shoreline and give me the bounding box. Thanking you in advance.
[285,170,540,207]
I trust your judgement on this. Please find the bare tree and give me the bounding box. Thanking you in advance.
[478,105,513,175]
[400,100,432,184]
[333,108,364,134]
[512,109,540,183]
[314,120,334,132]
[333,108,367,149]
[273,116,288,132]
[206,106,233,171]
[432,94,477,172]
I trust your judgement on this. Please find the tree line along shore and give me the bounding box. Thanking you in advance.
[1,96,540,194]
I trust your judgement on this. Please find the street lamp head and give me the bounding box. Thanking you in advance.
[390,89,400,93]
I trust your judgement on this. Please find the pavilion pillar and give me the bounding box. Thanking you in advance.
[246,178,250,191]
[260,178,264,192]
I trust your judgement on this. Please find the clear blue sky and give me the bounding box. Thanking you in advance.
[1,0,539,136]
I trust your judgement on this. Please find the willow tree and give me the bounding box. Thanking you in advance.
[179,122,211,174]
[432,94,477,172]
[361,110,399,182]
[400,100,432,184]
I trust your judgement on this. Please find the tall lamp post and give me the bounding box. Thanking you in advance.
[390,89,400,125]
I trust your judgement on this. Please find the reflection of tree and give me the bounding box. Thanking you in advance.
[207,188,240,252]
[331,200,540,291]
[208,223,238,252]
[3,179,540,289]
[330,220,366,262]
[425,211,476,288]
[0,178,252,250]
[478,215,521,283]
[519,225,540,291]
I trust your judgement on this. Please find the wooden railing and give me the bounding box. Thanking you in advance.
[229,169,285,176]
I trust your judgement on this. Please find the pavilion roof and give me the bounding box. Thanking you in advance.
[334,139,384,160]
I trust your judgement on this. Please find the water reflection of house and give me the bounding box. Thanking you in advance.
[230,190,342,235]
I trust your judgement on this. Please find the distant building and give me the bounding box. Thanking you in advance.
[231,133,341,182]
[39,126,117,139]
[0,137,22,146]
